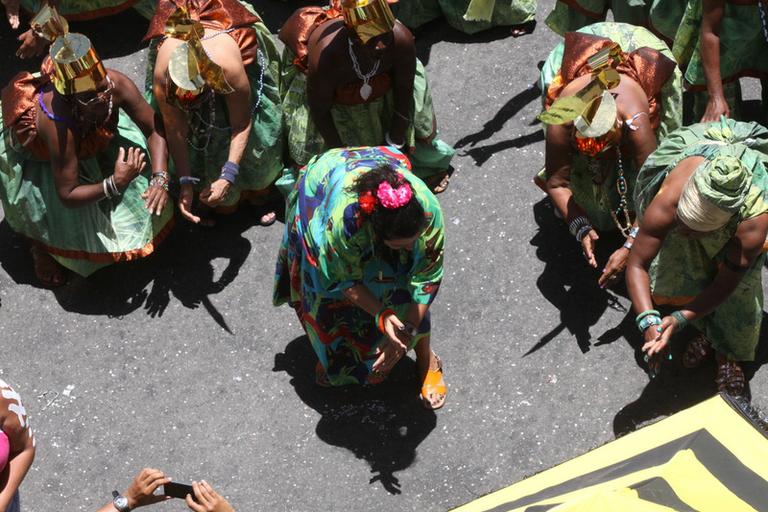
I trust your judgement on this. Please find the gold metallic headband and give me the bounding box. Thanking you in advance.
[164,5,234,99]
[538,42,625,138]
[341,0,395,44]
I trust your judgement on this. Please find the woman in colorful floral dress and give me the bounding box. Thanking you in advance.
[274,146,447,409]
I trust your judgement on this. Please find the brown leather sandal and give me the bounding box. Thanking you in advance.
[682,333,713,368]
[715,354,745,396]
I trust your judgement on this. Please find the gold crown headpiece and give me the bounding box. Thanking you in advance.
[164,3,233,103]
[341,0,395,44]
[31,5,106,95]
[538,42,625,138]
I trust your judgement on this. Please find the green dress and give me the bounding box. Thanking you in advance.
[634,119,768,361]
[278,6,455,191]
[0,72,173,277]
[394,0,536,34]
[545,0,651,37]
[672,0,768,122]
[539,22,683,231]
[143,0,284,207]
[19,0,156,20]
[273,146,444,386]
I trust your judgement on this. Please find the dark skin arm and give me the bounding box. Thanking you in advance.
[626,159,768,354]
[598,87,655,287]
[111,71,169,215]
[307,29,345,148]
[700,0,728,121]
[387,23,416,146]
[38,90,145,208]
[544,122,600,265]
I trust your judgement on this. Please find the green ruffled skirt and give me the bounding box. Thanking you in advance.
[672,0,768,121]
[394,0,536,33]
[0,109,174,277]
[279,49,455,186]
[545,0,651,37]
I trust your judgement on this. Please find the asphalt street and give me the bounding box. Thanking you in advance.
[1,2,767,511]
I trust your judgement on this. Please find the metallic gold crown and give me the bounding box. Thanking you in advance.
[164,4,233,100]
[538,42,625,138]
[32,5,106,95]
[341,0,395,44]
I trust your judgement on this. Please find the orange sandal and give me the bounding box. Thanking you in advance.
[420,354,447,410]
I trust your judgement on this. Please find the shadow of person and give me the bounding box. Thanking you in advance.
[528,198,628,355]
[143,211,254,331]
[273,335,437,495]
[409,15,536,66]
[0,206,253,325]
[613,312,768,437]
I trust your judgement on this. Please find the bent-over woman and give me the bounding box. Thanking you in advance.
[274,146,447,409]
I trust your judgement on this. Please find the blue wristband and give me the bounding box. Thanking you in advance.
[219,161,240,184]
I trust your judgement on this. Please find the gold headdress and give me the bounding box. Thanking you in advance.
[341,0,396,44]
[31,5,106,95]
[164,3,234,104]
[538,42,625,138]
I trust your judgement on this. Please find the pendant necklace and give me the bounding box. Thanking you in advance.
[348,38,380,101]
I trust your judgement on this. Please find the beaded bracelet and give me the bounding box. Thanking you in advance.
[635,309,660,330]
[638,315,662,333]
[149,171,170,192]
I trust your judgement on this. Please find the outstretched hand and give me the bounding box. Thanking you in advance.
[580,228,599,268]
[598,246,629,288]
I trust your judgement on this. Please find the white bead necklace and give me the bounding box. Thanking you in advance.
[347,38,380,101]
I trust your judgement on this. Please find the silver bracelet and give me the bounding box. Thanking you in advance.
[107,175,121,197]
[385,133,404,149]
[629,226,639,239]
[102,178,112,199]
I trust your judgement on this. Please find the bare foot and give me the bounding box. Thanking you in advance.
[31,246,66,287]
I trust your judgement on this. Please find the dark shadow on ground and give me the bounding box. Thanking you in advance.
[612,312,768,437]
[273,335,437,495]
[409,16,536,66]
[0,208,260,328]
[528,198,629,355]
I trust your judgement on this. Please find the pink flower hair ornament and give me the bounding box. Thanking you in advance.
[377,177,412,209]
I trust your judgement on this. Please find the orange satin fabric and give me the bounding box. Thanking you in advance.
[1,63,115,161]
[279,5,394,104]
[545,32,677,132]
[144,0,261,66]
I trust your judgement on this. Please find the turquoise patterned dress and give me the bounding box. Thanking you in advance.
[273,146,445,386]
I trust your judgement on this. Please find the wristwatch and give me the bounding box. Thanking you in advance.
[112,490,131,512]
